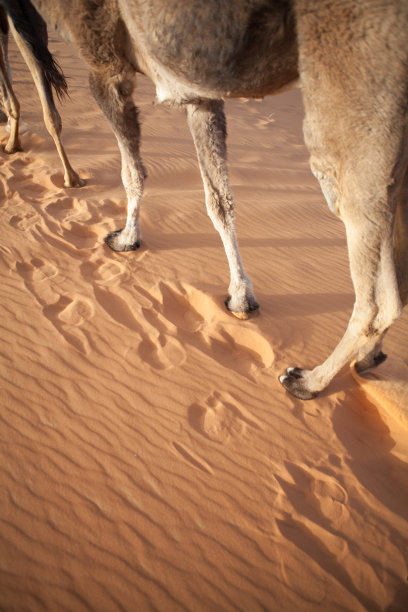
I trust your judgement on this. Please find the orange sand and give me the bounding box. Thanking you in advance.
[1,35,407,611]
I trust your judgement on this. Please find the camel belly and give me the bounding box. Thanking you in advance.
[120,0,299,102]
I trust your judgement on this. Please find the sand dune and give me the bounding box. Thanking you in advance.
[1,35,407,611]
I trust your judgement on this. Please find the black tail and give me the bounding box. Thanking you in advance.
[1,0,67,100]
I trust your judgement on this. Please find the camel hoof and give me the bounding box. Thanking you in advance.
[279,367,319,400]
[225,296,259,319]
[4,143,23,154]
[105,228,140,252]
[64,175,86,188]
[354,351,387,374]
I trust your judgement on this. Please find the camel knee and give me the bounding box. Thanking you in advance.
[353,297,401,346]
[89,69,135,116]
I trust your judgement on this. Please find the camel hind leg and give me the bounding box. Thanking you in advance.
[8,19,84,187]
[280,2,407,399]
[280,193,403,399]
[0,9,21,153]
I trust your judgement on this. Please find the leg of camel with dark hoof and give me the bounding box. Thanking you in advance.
[186,99,259,319]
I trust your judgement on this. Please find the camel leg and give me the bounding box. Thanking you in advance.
[280,5,407,399]
[89,67,146,251]
[186,99,258,316]
[8,21,84,187]
[0,18,21,153]
[280,149,406,398]
[280,196,403,399]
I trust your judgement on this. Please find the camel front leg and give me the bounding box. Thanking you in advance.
[186,99,258,318]
[89,68,146,251]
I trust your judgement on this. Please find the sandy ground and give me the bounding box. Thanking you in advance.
[1,35,408,612]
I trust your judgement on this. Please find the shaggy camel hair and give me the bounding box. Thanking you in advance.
[5,0,408,400]
[0,2,83,186]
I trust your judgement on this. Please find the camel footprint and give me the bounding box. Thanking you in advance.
[161,285,204,332]
[311,477,349,525]
[139,334,186,371]
[218,323,274,369]
[189,391,262,444]
[61,221,98,250]
[43,295,94,354]
[9,211,40,232]
[152,281,274,377]
[16,258,59,305]
[25,257,58,282]
[94,260,126,286]
[51,295,95,326]
[93,285,186,370]
[282,462,350,527]
[80,258,127,287]
[16,259,93,354]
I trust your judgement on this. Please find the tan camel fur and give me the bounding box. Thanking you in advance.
[6,0,408,399]
[0,4,83,187]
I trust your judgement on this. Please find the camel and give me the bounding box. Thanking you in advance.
[4,0,407,400]
[0,2,83,187]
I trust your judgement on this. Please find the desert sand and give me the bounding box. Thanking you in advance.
[1,34,408,612]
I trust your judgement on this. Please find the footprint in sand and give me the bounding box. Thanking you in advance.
[155,281,206,332]
[16,259,93,354]
[7,172,46,203]
[94,260,126,286]
[16,259,60,304]
[153,281,274,378]
[9,212,40,232]
[45,196,90,223]
[30,258,58,282]
[206,323,274,380]
[220,323,274,369]
[80,258,126,287]
[43,295,94,354]
[311,477,349,526]
[281,462,350,527]
[61,221,98,250]
[93,286,140,331]
[189,391,262,443]
[139,335,186,371]
[52,295,95,326]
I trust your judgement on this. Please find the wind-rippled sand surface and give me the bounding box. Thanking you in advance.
[1,37,408,612]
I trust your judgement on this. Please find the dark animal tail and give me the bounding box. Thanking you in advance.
[1,0,67,100]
